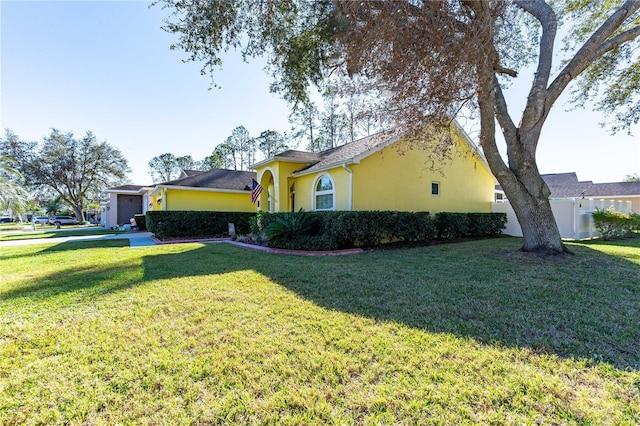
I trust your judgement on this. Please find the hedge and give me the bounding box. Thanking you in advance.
[435,212,507,239]
[592,208,640,239]
[134,214,147,231]
[254,210,506,250]
[146,211,254,240]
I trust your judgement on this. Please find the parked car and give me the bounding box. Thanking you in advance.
[0,216,14,223]
[33,216,49,225]
[49,215,78,226]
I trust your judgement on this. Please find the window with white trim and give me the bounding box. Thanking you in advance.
[431,181,440,196]
[314,175,334,210]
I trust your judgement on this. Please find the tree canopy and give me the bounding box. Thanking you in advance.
[1,129,130,222]
[155,0,640,254]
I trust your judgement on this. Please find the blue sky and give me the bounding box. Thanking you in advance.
[2,1,639,185]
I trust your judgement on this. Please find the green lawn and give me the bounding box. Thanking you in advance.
[0,237,638,424]
[0,227,125,241]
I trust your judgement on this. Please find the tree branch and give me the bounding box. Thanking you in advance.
[514,0,556,131]
[547,0,640,106]
[493,75,517,149]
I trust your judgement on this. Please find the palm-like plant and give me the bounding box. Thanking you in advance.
[44,196,64,216]
[265,209,314,243]
[0,155,27,219]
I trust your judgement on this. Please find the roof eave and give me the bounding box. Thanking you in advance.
[251,156,318,169]
[105,186,153,194]
[150,184,249,194]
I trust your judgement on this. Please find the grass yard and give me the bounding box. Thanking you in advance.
[0,237,639,424]
[0,227,124,242]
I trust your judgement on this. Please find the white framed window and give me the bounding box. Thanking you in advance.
[431,181,440,196]
[314,175,335,211]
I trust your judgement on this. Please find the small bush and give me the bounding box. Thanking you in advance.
[134,214,146,231]
[631,212,640,233]
[592,207,633,239]
[265,209,316,243]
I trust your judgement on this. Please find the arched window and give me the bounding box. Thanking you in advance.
[314,175,334,211]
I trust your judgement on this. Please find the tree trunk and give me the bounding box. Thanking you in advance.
[469,1,567,256]
[73,205,85,223]
[499,175,567,254]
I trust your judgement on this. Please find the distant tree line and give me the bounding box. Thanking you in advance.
[148,84,386,182]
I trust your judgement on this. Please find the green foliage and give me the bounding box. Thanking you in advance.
[436,212,507,239]
[631,212,640,232]
[265,208,315,243]
[133,214,147,231]
[592,207,635,239]
[146,211,253,240]
[258,210,505,250]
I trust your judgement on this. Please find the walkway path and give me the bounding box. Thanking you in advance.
[0,232,157,248]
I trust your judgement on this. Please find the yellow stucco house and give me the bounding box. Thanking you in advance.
[102,169,256,228]
[251,124,496,214]
[146,169,256,213]
[102,124,496,229]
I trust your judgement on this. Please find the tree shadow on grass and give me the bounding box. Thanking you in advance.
[0,240,138,302]
[0,239,130,261]
[3,238,638,370]
[139,239,640,370]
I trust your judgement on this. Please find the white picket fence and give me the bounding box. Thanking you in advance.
[492,198,633,240]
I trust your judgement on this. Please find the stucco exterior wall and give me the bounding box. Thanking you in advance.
[158,188,255,212]
[257,162,311,212]
[104,193,119,228]
[292,168,351,211]
[350,136,495,213]
[253,131,496,214]
[168,188,254,212]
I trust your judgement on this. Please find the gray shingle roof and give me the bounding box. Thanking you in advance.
[107,184,148,192]
[160,168,256,191]
[584,181,640,197]
[294,129,402,174]
[271,150,322,163]
[180,169,207,178]
[496,172,640,198]
[542,173,594,197]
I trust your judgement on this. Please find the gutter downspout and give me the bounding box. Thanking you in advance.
[342,163,353,211]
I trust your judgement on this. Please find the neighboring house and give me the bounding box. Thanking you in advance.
[494,172,639,239]
[251,125,497,214]
[102,169,256,229]
[496,172,640,211]
[102,185,152,229]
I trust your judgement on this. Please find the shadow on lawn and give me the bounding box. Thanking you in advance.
[137,238,640,370]
[3,237,638,370]
[0,240,136,301]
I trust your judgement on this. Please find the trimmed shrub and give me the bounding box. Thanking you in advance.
[146,211,253,240]
[592,207,633,239]
[435,212,507,239]
[435,213,470,239]
[134,214,146,231]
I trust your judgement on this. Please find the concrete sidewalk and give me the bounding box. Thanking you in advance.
[0,232,157,248]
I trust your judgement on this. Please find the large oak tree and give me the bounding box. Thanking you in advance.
[2,129,130,222]
[155,0,640,254]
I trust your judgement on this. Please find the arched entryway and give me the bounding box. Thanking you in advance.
[257,168,276,212]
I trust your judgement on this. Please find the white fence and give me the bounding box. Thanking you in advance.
[492,198,633,240]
